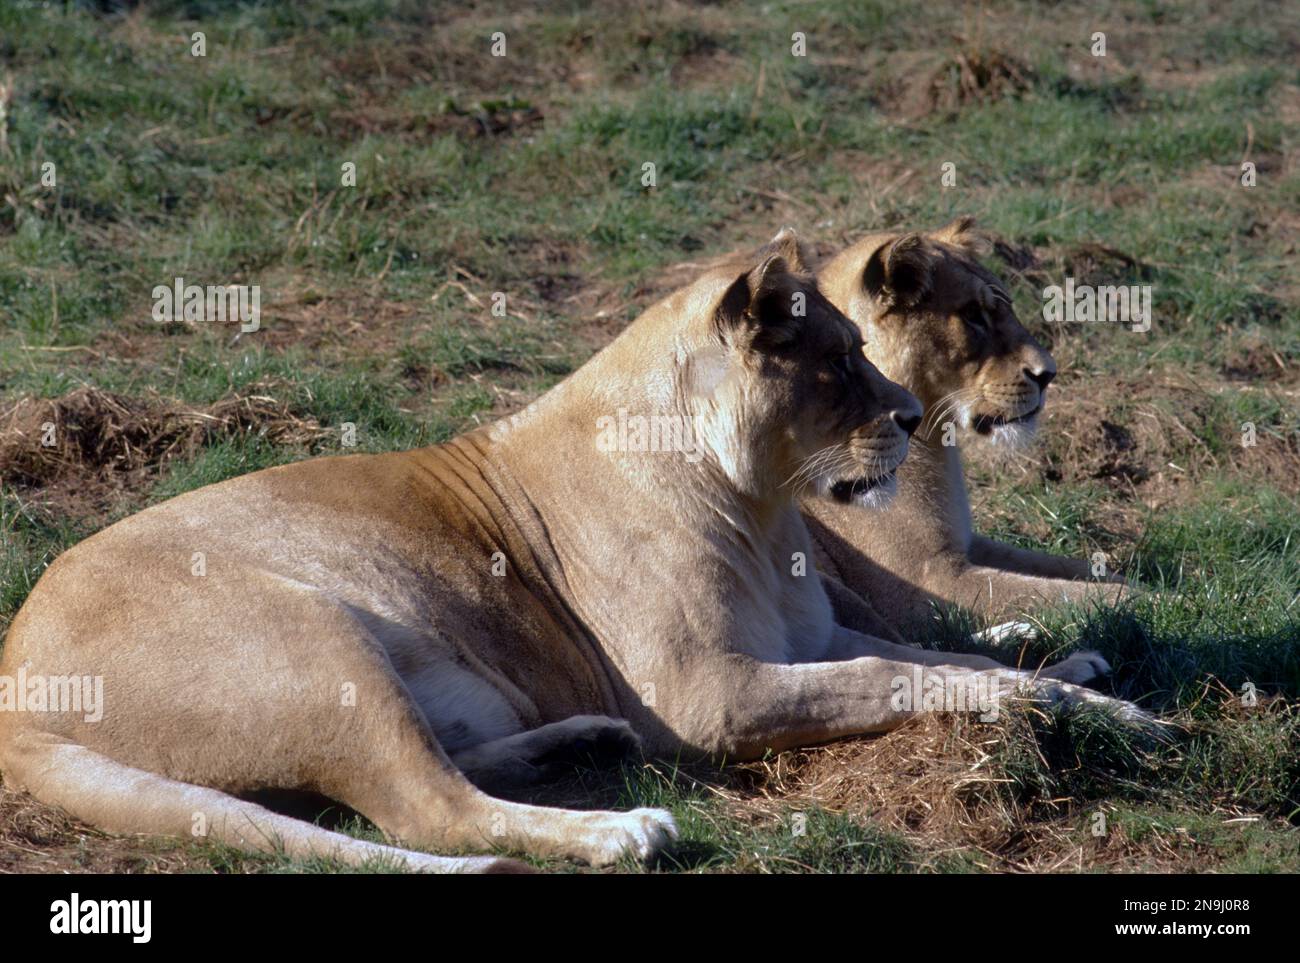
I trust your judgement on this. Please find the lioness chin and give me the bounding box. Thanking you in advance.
[805,217,1133,640]
[0,229,1142,873]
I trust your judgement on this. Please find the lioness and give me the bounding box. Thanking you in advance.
[0,232,1134,873]
[805,217,1129,638]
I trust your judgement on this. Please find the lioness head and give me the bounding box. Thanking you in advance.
[818,216,1055,449]
[688,229,922,507]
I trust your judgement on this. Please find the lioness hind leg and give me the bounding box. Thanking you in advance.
[451,715,641,792]
[224,589,676,866]
[7,704,675,869]
[0,730,524,873]
[306,664,674,866]
[6,584,674,868]
[342,717,674,867]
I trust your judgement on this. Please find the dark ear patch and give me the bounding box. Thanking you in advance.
[862,245,888,299]
[748,252,788,303]
[717,267,755,326]
[863,233,934,310]
[716,253,802,348]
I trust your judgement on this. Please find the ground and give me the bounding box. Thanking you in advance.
[0,0,1297,873]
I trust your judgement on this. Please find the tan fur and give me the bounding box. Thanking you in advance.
[0,230,1142,873]
[805,217,1130,636]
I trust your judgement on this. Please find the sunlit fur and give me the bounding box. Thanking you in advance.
[987,415,1039,452]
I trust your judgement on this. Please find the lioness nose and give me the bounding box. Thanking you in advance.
[891,411,922,436]
[1024,367,1055,391]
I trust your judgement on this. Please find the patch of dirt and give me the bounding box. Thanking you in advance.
[331,97,544,142]
[725,712,1128,870]
[512,710,1212,871]
[984,237,1158,308]
[1221,339,1290,383]
[0,383,331,519]
[1276,83,1300,128]
[95,274,458,367]
[667,36,737,86]
[257,283,428,355]
[991,237,1040,274]
[1058,242,1156,285]
[816,155,923,233]
[325,20,553,93]
[889,47,1035,119]
[1044,378,1299,496]
[1186,152,1290,193]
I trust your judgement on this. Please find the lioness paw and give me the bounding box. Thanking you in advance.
[1040,650,1111,686]
[1027,677,1164,734]
[972,620,1038,645]
[534,715,642,770]
[582,808,678,866]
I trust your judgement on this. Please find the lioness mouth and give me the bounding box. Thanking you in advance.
[830,472,895,503]
[973,405,1042,435]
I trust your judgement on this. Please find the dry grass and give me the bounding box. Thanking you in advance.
[0,784,201,874]
[890,46,1036,119]
[736,714,1020,847]
[0,383,331,517]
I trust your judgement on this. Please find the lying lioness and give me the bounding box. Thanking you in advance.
[805,218,1130,638]
[0,232,1135,873]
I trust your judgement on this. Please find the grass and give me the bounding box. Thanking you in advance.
[0,0,1297,873]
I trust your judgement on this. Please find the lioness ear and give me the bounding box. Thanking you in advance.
[716,253,800,347]
[935,215,976,243]
[862,233,934,311]
[758,226,808,274]
[933,215,992,256]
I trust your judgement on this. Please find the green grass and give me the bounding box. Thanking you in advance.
[1,0,1297,872]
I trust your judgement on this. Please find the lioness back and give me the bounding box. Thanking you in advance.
[0,437,616,787]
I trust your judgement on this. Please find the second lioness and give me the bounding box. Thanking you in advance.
[804,218,1129,638]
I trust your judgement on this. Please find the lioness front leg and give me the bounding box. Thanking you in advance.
[677,648,1142,761]
[822,625,1111,686]
[925,556,1130,625]
[968,534,1129,584]
[821,572,909,645]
